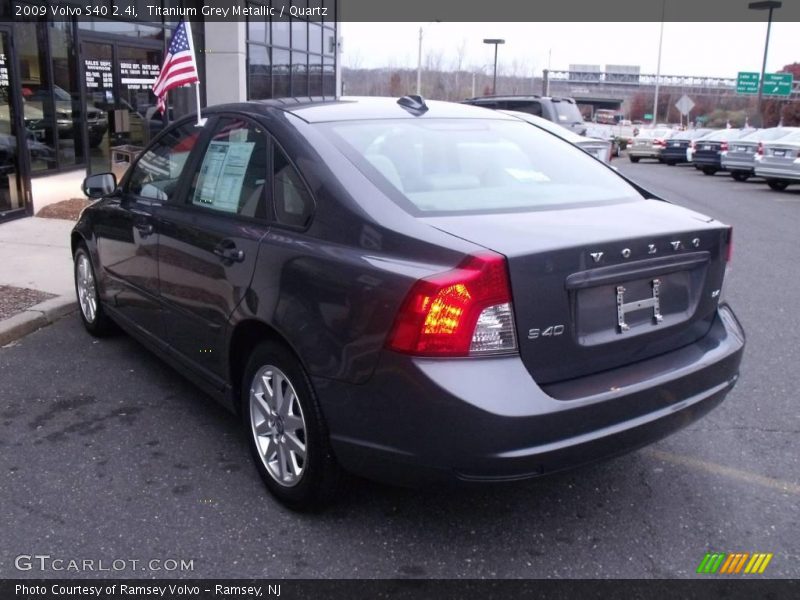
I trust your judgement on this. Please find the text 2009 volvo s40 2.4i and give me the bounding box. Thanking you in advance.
[72,96,744,509]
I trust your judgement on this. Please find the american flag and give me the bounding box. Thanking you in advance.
[152,19,199,114]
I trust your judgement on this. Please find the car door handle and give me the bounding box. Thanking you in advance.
[213,241,245,263]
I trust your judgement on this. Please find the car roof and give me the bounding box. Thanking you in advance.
[207,96,519,124]
[464,94,575,102]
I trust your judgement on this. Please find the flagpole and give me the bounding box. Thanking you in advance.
[195,83,202,126]
[184,20,202,126]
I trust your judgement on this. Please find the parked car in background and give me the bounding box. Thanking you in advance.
[462,95,587,135]
[692,128,755,175]
[594,109,623,125]
[500,110,613,164]
[660,129,712,165]
[72,96,744,509]
[627,127,674,162]
[754,129,800,190]
[722,127,800,182]
[23,82,109,148]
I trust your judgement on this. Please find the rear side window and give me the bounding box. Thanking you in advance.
[322,118,641,215]
[551,100,583,123]
[273,146,313,228]
[189,117,268,218]
[127,122,201,201]
[505,100,542,117]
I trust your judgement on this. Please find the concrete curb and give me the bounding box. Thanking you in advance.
[0,295,77,346]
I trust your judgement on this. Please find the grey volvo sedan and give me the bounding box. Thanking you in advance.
[72,96,744,509]
[754,129,800,190]
[723,127,800,182]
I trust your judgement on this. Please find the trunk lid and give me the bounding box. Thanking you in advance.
[764,143,799,160]
[667,139,691,149]
[423,199,731,384]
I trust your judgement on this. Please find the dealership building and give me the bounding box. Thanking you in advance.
[0,0,340,223]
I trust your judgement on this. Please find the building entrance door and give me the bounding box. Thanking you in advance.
[81,38,163,175]
[0,26,32,223]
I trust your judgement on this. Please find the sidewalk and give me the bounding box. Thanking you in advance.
[0,217,77,345]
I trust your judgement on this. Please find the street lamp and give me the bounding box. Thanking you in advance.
[651,0,666,126]
[416,21,440,95]
[749,0,782,127]
[483,38,505,95]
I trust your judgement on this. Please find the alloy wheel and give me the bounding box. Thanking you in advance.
[249,365,308,487]
[76,253,98,323]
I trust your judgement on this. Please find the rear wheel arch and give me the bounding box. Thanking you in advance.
[228,319,307,415]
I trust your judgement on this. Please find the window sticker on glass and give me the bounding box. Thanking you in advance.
[194,140,255,212]
[504,168,550,183]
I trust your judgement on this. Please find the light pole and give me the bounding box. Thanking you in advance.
[416,21,440,95]
[651,0,666,126]
[749,0,782,127]
[483,38,505,95]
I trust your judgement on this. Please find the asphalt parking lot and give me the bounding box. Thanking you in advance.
[1,159,799,579]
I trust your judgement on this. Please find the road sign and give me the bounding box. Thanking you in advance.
[763,72,793,96]
[675,94,695,116]
[736,72,760,94]
[644,113,653,120]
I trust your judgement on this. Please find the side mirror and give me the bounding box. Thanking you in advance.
[82,173,117,199]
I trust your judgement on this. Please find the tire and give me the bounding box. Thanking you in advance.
[702,167,717,176]
[73,244,116,336]
[767,179,789,191]
[88,135,104,148]
[731,171,749,182]
[629,156,640,163]
[666,161,676,166]
[243,341,340,510]
[694,164,702,170]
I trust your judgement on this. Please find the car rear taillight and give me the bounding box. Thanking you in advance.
[386,252,517,357]
[653,138,665,147]
[757,142,764,156]
[720,142,729,152]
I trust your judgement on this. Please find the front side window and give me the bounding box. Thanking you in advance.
[322,118,641,215]
[127,122,201,201]
[190,118,268,218]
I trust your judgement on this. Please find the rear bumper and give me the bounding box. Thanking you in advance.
[628,147,661,158]
[315,305,745,485]
[754,165,800,181]
[721,156,755,172]
[692,154,723,168]
[660,148,689,162]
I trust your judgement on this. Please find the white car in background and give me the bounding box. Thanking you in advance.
[500,110,613,164]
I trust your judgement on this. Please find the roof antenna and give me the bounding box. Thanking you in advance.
[397,95,428,115]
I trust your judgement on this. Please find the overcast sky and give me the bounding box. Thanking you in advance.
[341,22,799,79]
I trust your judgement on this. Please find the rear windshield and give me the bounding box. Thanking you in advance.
[774,130,800,143]
[637,128,672,139]
[672,129,709,140]
[552,100,583,124]
[320,119,641,215]
[743,128,800,142]
[706,129,750,141]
